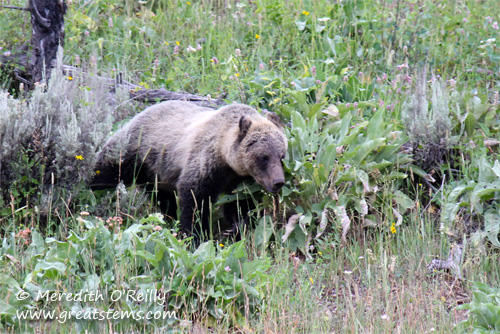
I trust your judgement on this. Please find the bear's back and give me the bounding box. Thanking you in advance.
[135,100,215,130]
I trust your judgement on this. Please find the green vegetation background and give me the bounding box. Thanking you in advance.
[0,0,500,332]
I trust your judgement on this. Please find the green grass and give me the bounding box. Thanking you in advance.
[1,0,500,332]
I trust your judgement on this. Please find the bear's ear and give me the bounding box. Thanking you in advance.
[238,115,252,142]
[266,112,283,128]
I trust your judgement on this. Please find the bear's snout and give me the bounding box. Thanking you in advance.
[270,179,285,193]
[258,171,285,194]
[262,162,285,193]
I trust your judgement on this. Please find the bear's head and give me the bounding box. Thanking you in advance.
[235,112,288,194]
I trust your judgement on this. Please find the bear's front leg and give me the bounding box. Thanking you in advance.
[222,199,255,238]
[177,175,219,242]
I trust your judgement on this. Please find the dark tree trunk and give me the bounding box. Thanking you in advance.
[29,0,67,84]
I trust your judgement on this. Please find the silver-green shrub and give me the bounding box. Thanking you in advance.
[0,56,134,218]
[402,71,452,170]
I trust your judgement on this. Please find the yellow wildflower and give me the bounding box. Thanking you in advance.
[176,41,180,46]
[236,73,240,77]
[302,11,310,15]
[75,155,84,160]
[187,1,191,4]
[67,76,73,81]
[164,41,169,45]
[309,277,314,284]
[255,34,260,39]
[390,223,396,234]
[219,243,224,247]
[96,170,101,176]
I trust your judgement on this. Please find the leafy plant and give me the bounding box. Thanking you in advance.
[0,214,270,332]
[441,158,500,247]
[274,97,415,255]
[457,282,500,332]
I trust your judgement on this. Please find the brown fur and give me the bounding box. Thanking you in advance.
[92,101,287,239]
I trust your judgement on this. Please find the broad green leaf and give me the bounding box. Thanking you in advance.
[224,240,247,276]
[448,184,468,202]
[368,160,394,171]
[254,216,274,248]
[242,259,270,278]
[315,142,337,171]
[441,202,461,227]
[299,211,313,235]
[286,225,307,252]
[355,169,370,192]
[0,274,22,290]
[350,138,386,165]
[193,241,216,263]
[188,261,215,281]
[407,164,432,180]
[82,273,100,291]
[335,113,352,143]
[315,24,326,33]
[326,36,338,57]
[366,108,384,140]
[28,230,45,257]
[33,260,66,279]
[291,110,307,130]
[479,158,498,183]
[392,191,414,210]
[379,172,407,181]
[295,21,306,31]
[491,160,500,178]
[373,144,402,163]
[484,210,500,248]
[134,250,159,266]
[340,121,369,146]
[464,112,476,135]
[470,182,500,214]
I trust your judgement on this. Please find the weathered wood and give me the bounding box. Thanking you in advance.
[427,244,464,279]
[61,65,225,108]
[129,88,225,107]
[29,0,67,84]
[2,5,30,11]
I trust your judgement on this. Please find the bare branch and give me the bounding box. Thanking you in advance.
[1,5,30,11]
[14,71,33,88]
[427,244,464,279]
[29,0,51,28]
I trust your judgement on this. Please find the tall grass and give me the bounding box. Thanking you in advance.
[0,0,499,332]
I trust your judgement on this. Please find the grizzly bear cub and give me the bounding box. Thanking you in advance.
[92,101,287,240]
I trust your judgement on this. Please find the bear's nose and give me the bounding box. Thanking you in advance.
[272,179,285,192]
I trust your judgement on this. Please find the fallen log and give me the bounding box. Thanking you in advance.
[61,65,225,108]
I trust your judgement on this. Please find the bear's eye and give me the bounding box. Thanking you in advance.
[261,155,269,162]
